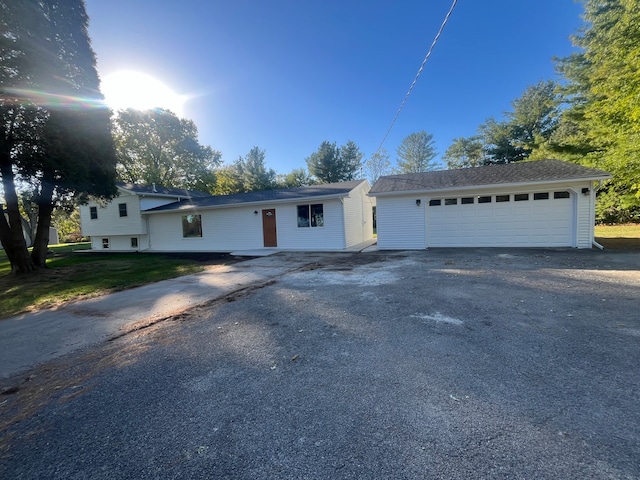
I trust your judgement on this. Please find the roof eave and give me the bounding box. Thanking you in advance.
[368,175,612,197]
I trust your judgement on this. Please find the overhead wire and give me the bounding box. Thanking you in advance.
[373,0,458,157]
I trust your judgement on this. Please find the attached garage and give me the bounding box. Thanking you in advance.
[370,160,611,249]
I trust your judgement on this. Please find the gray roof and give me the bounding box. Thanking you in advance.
[144,180,367,213]
[369,160,611,195]
[118,183,210,198]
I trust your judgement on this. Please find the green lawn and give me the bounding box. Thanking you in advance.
[0,243,206,319]
[594,223,640,238]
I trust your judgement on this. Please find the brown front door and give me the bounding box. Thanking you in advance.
[262,209,277,247]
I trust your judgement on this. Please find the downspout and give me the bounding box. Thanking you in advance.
[592,180,604,250]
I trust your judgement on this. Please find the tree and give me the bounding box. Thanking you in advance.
[395,131,438,173]
[1,0,118,273]
[278,168,313,188]
[234,147,277,192]
[443,136,485,169]
[306,140,363,183]
[554,0,640,222]
[364,148,392,184]
[113,108,221,193]
[212,165,243,195]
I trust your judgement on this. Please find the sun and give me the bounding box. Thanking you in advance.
[101,71,185,116]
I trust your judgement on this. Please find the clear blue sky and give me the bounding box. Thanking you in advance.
[85,0,585,174]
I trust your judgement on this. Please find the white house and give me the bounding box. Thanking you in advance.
[369,159,611,249]
[80,180,375,252]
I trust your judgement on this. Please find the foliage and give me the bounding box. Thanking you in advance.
[0,243,206,318]
[553,0,640,223]
[1,0,117,273]
[278,168,314,188]
[395,131,438,173]
[233,146,277,192]
[113,108,221,193]
[443,136,484,169]
[306,140,363,183]
[52,208,83,243]
[364,148,392,184]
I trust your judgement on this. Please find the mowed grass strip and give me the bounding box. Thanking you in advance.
[0,243,204,319]
[594,223,640,238]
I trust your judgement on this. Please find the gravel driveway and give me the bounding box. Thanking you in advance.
[1,248,639,479]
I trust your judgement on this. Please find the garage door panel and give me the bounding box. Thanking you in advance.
[427,193,575,247]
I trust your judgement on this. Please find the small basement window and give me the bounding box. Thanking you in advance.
[496,195,510,202]
[182,214,202,238]
[514,193,529,201]
[461,197,474,205]
[554,191,570,199]
[119,203,128,217]
[90,206,98,220]
[534,192,549,200]
[444,198,457,206]
[477,196,491,204]
[297,204,324,227]
[429,199,441,206]
[131,237,138,248]
[102,238,109,249]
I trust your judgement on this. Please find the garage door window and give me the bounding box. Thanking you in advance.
[534,192,550,200]
[514,194,529,201]
[478,196,491,204]
[429,199,441,206]
[445,198,457,205]
[496,195,510,202]
[461,197,474,205]
[554,191,570,199]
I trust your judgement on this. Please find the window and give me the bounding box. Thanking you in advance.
[182,214,202,237]
[102,238,109,249]
[131,237,138,248]
[477,196,492,204]
[444,198,457,206]
[297,204,324,227]
[496,195,510,203]
[554,191,570,199]
[429,199,441,206]
[461,197,474,205]
[118,203,128,217]
[534,192,549,200]
[514,193,529,201]
[90,206,98,220]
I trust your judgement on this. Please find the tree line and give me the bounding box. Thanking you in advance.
[1,0,637,275]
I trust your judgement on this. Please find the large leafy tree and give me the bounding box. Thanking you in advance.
[554,0,640,222]
[1,0,117,273]
[306,140,363,183]
[443,136,485,169]
[233,146,277,192]
[395,131,438,173]
[113,108,220,193]
[278,168,313,188]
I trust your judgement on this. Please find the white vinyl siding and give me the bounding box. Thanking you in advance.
[343,182,375,248]
[80,191,146,237]
[376,195,426,250]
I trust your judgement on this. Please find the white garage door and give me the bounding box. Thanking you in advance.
[426,191,575,247]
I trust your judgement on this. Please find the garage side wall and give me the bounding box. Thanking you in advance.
[376,195,426,250]
[343,183,375,248]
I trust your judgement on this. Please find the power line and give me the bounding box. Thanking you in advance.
[373,0,458,157]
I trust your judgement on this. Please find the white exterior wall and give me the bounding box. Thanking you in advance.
[343,182,375,247]
[80,191,145,237]
[375,181,598,249]
[145,199,348,252]
[376,195,427,250]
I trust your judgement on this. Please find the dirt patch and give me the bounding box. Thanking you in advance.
[596,237,640,250]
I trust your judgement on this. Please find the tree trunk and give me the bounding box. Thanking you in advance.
[31,178,55,268]
[0,155,36,274]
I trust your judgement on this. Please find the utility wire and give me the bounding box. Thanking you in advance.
[373,0,458,157]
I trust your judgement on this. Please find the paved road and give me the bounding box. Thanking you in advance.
[1,248,639,479]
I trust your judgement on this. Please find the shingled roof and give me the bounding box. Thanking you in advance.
[369,160,611,195]
[144,180,366,213]
[118,183,210,198]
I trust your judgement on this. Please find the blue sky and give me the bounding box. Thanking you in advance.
[85,0,585,174]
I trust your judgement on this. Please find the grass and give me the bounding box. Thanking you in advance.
[594,223,640,238]
[0,243,209,319]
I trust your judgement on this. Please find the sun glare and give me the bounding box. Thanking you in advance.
[101,71,185,116]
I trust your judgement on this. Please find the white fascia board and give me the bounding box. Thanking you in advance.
[141,192,352,215]
[368,175,612,198]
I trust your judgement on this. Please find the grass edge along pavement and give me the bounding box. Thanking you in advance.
[0,243,233,319]
[1,224,638,319]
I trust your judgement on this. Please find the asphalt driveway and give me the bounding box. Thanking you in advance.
[1,248,639,479]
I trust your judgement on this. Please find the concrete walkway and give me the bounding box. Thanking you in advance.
[0,253,316,379]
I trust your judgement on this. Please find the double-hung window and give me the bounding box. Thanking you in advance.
[297,204,323,227]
